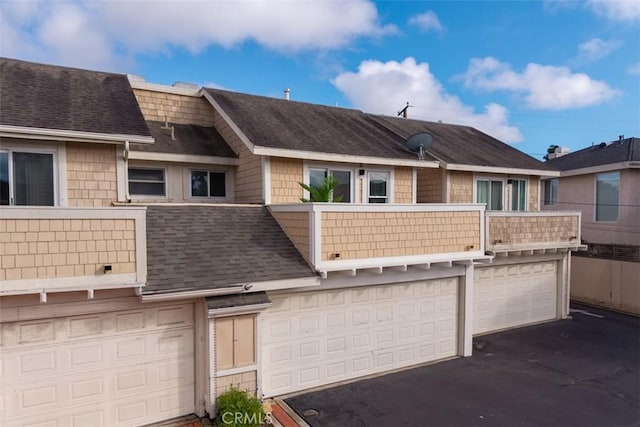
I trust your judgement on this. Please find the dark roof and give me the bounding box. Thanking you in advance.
[207,292,271,310]
[0,57,150,136]
[546,137,640,171]
[143,205,316,295]
[131,121,237,158]
[204,88,434,161]
[371,115,553,171]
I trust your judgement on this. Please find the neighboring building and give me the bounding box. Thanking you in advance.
[542,138,640,314]
[1,58,584,426]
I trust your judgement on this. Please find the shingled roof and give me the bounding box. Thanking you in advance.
[371,114,553,171]
[204,88,435,161]
[0,57,150,137]
[546,137,640,171]
[131,121,237,158]
[143,205,317,295]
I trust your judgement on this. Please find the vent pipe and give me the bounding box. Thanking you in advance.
[284,88,291,100]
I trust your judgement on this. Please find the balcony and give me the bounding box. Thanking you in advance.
[485,211,584,255]
[0,207,146,297]
[269,203,486,276]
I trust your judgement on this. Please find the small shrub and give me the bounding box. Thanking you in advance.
[215,387,266,427]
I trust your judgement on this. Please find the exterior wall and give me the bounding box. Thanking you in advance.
[543,169,640,245]
[270,211,310,262]
[486,214,579,248]
[1,218,135,281]
[67,143,117,207]
[571,257,640,315]
[449,171,473,203]
[528,176,540,211]
[211,108,263,203]
[321,210,480,261]
[394,167,413,203]
[133,88,214,126]
[127,160,234,203]
[417,168,444,203]
[270,157,304,204]
[216,371,257,396]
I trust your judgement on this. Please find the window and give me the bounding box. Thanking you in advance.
[128,167,165,196]
[510,179,527,211]
[476,179,503,210]
[308,168,351,202]
[544,179,558,206]
[1,150,55,206]
[596,172,619,221]
[215,315,256,370]
[191,170,226,198]
[368,171,389,203]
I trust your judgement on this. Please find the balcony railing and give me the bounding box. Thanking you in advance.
[0,207,146,296]
[485,211,582,253]
[270,203,486,275]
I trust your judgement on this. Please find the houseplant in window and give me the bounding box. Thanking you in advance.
[299,176,344,202]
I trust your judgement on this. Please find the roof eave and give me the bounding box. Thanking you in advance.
[0,125,154,145]
[555,161,637,177]
[442,162,559,177]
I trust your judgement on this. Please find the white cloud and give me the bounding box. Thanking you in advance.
[586,0,640,22]
[462,57,620,110]
[0,0,395,70]
[576,38,622,63]
[408,11,444,32]
[627,62,640,75]
[332,57,523,143]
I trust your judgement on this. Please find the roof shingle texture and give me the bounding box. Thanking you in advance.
[131,121,237,157]
[0,57,150,136]
[546,137,640,171]
[144,205,316,295]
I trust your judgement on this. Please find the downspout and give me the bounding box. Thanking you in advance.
[123,140,131,202]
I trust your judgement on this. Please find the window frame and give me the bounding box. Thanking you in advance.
[127,166,167,198]
[367,170,391,204]
[303,164,355,203]
[473,176,505,211]
[509,178,528,211]
[0,146,60,207]
[189,169,228,199]
[544,178,559,206]
[595,171,620,222]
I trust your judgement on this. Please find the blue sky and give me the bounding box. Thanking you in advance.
[1,0,638,159]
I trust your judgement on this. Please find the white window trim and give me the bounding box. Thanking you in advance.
[127,165,168,199]
[473,175,506,211]
[366,169,393,204]
[594,171,620,222]
[507,177,528,212]
[188,168,230,200]
[0,142,65,207]
[302,162,356,203]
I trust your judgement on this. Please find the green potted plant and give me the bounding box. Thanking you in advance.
[299,176,344,202]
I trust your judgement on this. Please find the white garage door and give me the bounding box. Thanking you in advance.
[474,261,557,335]
[0,303,195,427]
[262,279,458,397]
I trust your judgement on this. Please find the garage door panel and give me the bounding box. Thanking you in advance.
[0,304,194,426]
[263,279,458,396]
[474,262,558,335]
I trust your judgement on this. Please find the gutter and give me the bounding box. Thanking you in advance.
[140,285,246,302]
[0,124,154,145]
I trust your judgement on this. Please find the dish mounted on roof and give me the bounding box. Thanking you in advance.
[405,132,434,160]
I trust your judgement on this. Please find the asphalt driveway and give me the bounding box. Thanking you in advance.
[285,304,640,427]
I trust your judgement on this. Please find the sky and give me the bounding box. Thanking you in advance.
[1,0,639,160]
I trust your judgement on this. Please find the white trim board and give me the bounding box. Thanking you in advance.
[0,125,154,145]
[443,162,559,177]
[128,151,239,166]
[129,79,202,97]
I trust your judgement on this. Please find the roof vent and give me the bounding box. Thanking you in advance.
[547,146,570,160]
[284,88,291,100]
[161,116,176,141]
[599,142,607,148]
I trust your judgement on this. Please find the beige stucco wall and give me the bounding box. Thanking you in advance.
[211,108,263,204]
[394,167,413,203]
[321,210,480,261]
[417,168,444,203]
[270,211,310,262]
[544,169,639,245]
[449,171,473,203]
[67,143,118,207]
[571,257,640,315]
[0,218,136,281]
[133,88,214,126]
[487,214,579,248]
[270,158,304,203]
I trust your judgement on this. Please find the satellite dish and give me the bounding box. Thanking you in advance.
[405,132,433,160]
